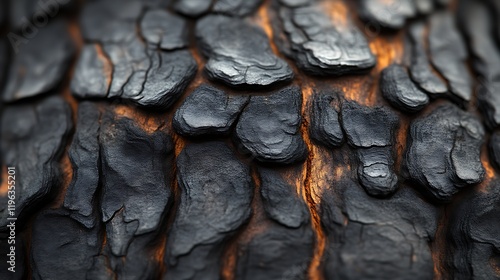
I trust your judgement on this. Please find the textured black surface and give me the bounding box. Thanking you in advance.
[173,85,249,137]
[0,97,72,228]
[235,86,307,165]
[274,1,376,76]
[2,0,500,279]
[166,142,253,280]
[381,64,429,112]
[405,104,485,202]
[196,15,293,87]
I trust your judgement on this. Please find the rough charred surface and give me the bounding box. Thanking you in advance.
[405,104,485,202]
[0,97,72,228]
[100,113,173,237]
[31,209,102,280]
[236,168,314,280]
[274,1,376,76]
[4,1,500,279]
[64,102,101,228]
[175,0,212,17]
[357,0,416,30]
[235,86,307,165]
[140,10,189,50]
[429,12,472,102]
[3,21,75,102]
[459,1,500,130]
[448,180,500,279]
[309,91,344,148]
[381,64,429,113]
[321,181,438,280]
[341,101,399,197]
[196,15,293,87]
[213,0,263,16]
[75,0,197,108]
[173,85,249,137]
[165,142,253,280]
[408,21,448,98]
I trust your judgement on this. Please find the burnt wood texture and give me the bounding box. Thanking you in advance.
[0,0,500,279]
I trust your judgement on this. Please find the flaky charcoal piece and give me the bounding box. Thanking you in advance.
[309,91,344,148]
[140,10,189,50]
[173,85,249,137]
[341,101,399,196]
[429,12,472,102]
[341,101,399,148]
[0,96,72,229]
[80,0,142,43]
[276,3,376,76]
[278,0,311,7]
[175,0,212,17]
[235,86,307,165]
[259,167,310,228]
[213,0,263,16]
[357,0,416,30]
[100,113,173,237]
[31,210,102,280]
[408,21,448,97]
[406,104,485,201]
[357,147,398,197]
[3,20,75,102]
[71,44,112,99]
[477,82,500,130]
[321,181,438,280]
[236,167,314,280]
[64,102,101,228]
[196,15,293,87]
[448,180,500,279]
[381,64,429,112]
[165,142,253,280]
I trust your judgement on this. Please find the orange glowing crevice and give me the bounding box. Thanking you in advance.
[113,105,165,134]
[95,43,114,92]
[255,0,280,56]
[0,165,9,196]
[51,145,74,208]
[322,0,350,27]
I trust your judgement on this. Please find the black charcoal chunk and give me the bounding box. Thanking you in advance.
[478,81,500,130]
[341,101,399,196]
[173,85,249,137]
[322,181,438,280]
[276,4,376,75]
[236,168,314,280]
[490,131,500,172]
[357,147,398,197]
[0,97,72,229]
[3,21,75,102]
[381,64,429,112]
[31,210,102,280]
[213,0,263,16]
[236,224,314,280]
[415,0,434,14]
[358,0,416,30]
[80,0,142,43]
[175,0,212,17]
[259,168,310,228]
[235,86,307,165]
[408,22,448,97]
[448,180,500,279]
[87,256,115,280]
[196,15,293,87]
[64,102,101,228]
[140,10,189,50]
[341,101,399,148]
[309,91,344,148]
[105,41,197,108]
[100,114,173,237]
[406,104,485,201]
[165,142,253,280]
[429,12,472,102]
[71,44,112,99]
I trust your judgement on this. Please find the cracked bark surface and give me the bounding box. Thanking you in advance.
[1,0,500,279]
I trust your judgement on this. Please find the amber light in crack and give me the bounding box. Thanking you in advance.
[256,0,280,55]
[300,84,326,280]
[0,165,9,196]
[322,0,349,26]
